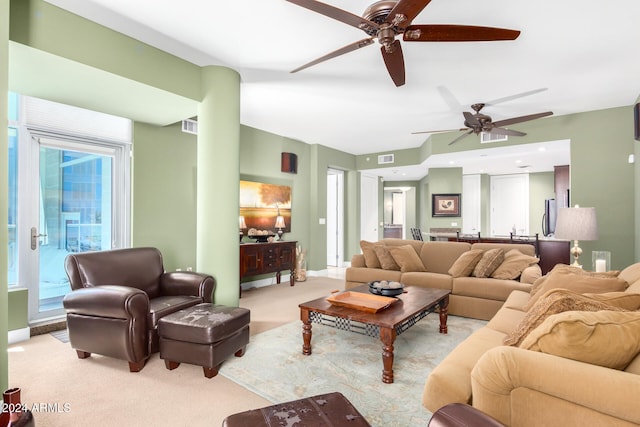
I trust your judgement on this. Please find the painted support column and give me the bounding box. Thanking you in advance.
[197,66,240,306]
[0,0,10,391]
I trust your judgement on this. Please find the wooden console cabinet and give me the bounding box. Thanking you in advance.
[239,241,297,295]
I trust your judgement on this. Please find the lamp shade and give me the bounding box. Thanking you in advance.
[554,206,598,241]
[275,215,286,229]
[239,215,247,229]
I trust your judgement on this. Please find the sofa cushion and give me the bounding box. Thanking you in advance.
[453,277,532,301]
[519,310,640,370]
[448,249,484,278]
[524,266,627,311]
[504,289,626,347]
[420,242,472,274]
[491,249,540,280]
[402,272,453,290]
[374,246,400,270]
[388,245,427,272]
[473,249,504,278]
[345,267,402,286]
[619,262,640,287]
[360,240,381,268]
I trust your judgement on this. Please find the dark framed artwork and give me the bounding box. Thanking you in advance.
[239,180,292,232]
[432,193,461,217]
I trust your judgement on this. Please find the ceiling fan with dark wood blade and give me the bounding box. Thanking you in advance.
[285,0,521,86]
[412,88,554,145]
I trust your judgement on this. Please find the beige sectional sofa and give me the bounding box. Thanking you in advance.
[345,239,542,320]
[423,262,640,427]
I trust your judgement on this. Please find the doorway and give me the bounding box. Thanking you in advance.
[326,169,344,267]
[490,174,530,236]
[360,174,379,242]
[8,93,131,323]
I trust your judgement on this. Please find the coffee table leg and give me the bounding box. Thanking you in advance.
[300,308,312,355]
[438,295,449,334]
[380,327,397,384]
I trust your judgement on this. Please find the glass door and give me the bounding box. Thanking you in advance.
[27,136,117,319]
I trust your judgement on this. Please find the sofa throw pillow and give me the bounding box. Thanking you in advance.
[388,245,426,273]
[374,245,401,271]
[360,240,381,268]
[519,310,640,370]
[491,249,540,280]
[472,248,504,278]
[519,265,543,284]
[530,264,622,299]
[503,289,626,347]
[448,249,484,278]
[582,292,640,311]
[523,267,627,311]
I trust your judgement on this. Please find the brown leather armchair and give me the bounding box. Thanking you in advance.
[62,247,215,372]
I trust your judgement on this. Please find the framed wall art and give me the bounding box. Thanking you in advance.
[239,180,292,232]
[432,193,461,217]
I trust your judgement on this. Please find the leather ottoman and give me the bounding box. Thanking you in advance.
[222,392,371,426]
[158,303,250,378]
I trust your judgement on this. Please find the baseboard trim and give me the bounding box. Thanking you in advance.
[8,327,30,344]
[241,270,329,291]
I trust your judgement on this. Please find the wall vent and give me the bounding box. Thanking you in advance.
[378,154,395,164]
[181,118,198,135]
[480,132,507,143]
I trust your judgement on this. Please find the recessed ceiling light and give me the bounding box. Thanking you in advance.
[515,159,523,164]
[538,147,546,152]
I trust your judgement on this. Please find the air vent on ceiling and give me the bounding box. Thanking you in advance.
[181,118,198,135]
[378,154,394,164]
[480,132,507,143]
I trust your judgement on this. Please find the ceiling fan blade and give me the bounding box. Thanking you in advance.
[489,127,526,137]
[404,25,520,42]
[285,0,378,33]
[485,88,548,106]
[492,111,553,127]
[291,38,375,73]
[412,127,466,135]
[463,111,480,127]
[380,40,405,87]
[448,129,474,146]
[386,0,433,27]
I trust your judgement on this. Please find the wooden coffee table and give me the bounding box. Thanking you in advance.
[299,285,450,384]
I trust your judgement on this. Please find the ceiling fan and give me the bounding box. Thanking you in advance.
[285,0,521,87]
[412,88,554,145]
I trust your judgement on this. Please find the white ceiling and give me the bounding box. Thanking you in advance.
[42,0,640,179]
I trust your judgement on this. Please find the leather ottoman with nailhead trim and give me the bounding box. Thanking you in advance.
[158,303,250,378]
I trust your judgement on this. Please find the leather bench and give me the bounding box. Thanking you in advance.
[158,303,250,378]
[222,392,371,426]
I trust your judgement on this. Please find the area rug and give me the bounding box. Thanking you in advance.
[219,315,487,427]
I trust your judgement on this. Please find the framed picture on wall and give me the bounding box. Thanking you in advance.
[432,193,461,217]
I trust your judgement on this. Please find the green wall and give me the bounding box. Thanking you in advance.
[8,289,27,331]
[132,122,198,270]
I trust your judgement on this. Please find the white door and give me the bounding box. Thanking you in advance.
[462,174,481,234]
[490,174,529,236]
[360,174,379,242]
[326,169,344,267]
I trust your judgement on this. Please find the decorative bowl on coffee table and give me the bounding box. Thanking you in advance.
[368,280,405,297]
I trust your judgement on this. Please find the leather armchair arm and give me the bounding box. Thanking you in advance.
[62,285,149,319]
[160,271,215,303]
[471,346,640,426]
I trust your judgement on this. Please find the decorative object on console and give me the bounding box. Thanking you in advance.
[295,245,307,282]
[554,205,598,268]
[0,387,35,427]
[592,251,611,272]
[275,215,286,240]
[432,194,461,217]
[239,216,247,243]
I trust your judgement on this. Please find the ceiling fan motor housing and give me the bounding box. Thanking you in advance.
[363,1,398,24]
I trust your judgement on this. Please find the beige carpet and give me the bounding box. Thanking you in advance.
[8,277,344,427]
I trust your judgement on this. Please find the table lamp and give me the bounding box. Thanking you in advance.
[275,215,286,240]
[553,205,598,268]
[239,215,247,243]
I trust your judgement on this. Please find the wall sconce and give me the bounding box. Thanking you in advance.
[554,205,598,268]
[239,215,247,243]
[275,216,286,240]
